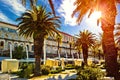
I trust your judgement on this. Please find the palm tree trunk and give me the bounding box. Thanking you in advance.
[82,44,88,65]
[99,0,119,79]
[98,50,100,60]
[70,43,72,58]
[34,37,44,76]
[57,41,61,59]
[102,29,119,79]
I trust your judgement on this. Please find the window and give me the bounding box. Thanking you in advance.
[2,27,8,32]
[8,28,16,33]
[32,45,34,51]
[26,45,29,51]
[20,44,23,47]
[8,42,11,49]
[0,41,4,46]
[14,43,18,47]
[0,26,16,33]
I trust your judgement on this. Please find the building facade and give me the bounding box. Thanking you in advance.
[0,21,78,59]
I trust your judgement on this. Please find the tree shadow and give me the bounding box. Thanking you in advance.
[58,75,62,80]
[46,73,76,80]
[64,74,69,80]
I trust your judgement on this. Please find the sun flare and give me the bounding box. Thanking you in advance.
[85,11,102,34]
[87,11,101,24]
[91,11,101,19]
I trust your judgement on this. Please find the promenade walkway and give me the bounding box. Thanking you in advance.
[0,69,77,80]
[0,69,115,80]
[30,69,77,80]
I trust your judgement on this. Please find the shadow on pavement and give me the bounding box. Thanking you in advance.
[45,74,77,80]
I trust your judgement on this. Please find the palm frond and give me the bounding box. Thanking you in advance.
[21,0,37,9]
[72,0,96,24]
[17,5,61,39]
[76,30,96,47]
[48,0,56,16]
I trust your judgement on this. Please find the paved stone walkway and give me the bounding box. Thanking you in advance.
[30,69,77,80]
[0,70,77,80]
[0,69,115,80]
[0,72,27,80]
[0,73,10,80]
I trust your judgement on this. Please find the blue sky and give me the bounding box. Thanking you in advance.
[0,0,120,36]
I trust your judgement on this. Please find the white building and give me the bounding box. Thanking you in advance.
[0,21,78,59]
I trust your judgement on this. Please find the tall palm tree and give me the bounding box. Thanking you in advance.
[21,0,56,16]
[72,0,120,79]
[97,33,104,59]
[75,43,82,58]
[90,41,101,60]
[16,6,61,76]
[76,30,96,65]
[69,41,74,58]
[56,34,62,59]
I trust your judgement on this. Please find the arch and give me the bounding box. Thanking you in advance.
[8,42,11,49]
[14,43,18,47]
[20,43,24,47]
[26,45,29,51]
[0,41,4,47]
[32,45,34,51]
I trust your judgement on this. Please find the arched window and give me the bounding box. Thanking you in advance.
[8,42,11,49]
[20,44,23,47]
[26,45,29,51]
[0,41,4,46]
[14,43,18,47]
[32,45,34,51]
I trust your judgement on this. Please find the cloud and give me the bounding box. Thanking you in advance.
[1,0,26,16]
[0,11,16,24]
[57,0,77,26]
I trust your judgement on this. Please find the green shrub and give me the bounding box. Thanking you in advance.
[65,64,75,70]
[50,70,60,74]
[66,64,74,67]
[77,66,105,80]
[17,63,34,78]
[50,66,63,74]
[41,65,50,75]
[56,66,62,71]
[98,61,106,69]
[61,69,65,71]
[74,65,82,70]
[12,46,26,59]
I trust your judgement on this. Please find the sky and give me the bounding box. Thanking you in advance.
[0,0,120,36]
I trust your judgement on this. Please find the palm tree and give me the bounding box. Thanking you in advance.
[75,44,82,58]
[56,34,62,59]
[72,0,120,79]
[21,0,56,16]
[90,41,101,60]
[76,30,96,65]
[16,6,61,76]
[69,41,74,59]
[97,33,105,59]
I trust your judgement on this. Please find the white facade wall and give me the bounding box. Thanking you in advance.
[0,21,78,58]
